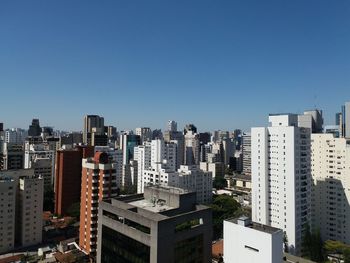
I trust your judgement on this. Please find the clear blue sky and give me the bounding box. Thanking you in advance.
[0,0,349,132]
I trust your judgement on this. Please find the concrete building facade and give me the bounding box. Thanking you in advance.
[96,186,212,263]
[79,152,118,256]
[0,177,16,254]
[252,114,311,255]
[55,146,94,216]
[311,133,350,244]
[242,133,251,176]
[224,216,283,263]
[16,176,44,247]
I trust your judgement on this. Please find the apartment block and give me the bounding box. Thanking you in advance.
[311,133,350,243]
[16,176,44,247]
[79,152,118,256]
[0,178,16,254]
[252,114,311,255]
[55,145,94,216]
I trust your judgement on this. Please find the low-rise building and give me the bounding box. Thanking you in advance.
[224,216,283,263]
[97,185,212,263]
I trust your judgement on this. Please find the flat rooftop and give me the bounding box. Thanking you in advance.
[128,199,175,213]
[227,217,281,234]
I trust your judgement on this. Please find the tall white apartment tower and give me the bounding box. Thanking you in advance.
[252,114,311,255]
[134,142,152,193]
[134,139,177,193]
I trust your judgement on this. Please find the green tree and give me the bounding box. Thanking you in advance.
[310,229,324,262]
[302,224,324,262]
[344,248,350,263]
[324,240,350,263]
[210,194,242,239]
[302,224,312,257]
[43,186,54,212]
[213,176,227,190]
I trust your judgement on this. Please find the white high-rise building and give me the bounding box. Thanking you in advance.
[0,177,15,254]
[242,133,251,175]
[184,130,200,165]
[151,139,177,172]
[252,114,311,255]
[17,176,44,247]
[24,143,54,187]
[0,169,44,253]
[135,127,152,144]
[311,133,350,244]
[171,165,212,204]
[5,128,27,144]
[167,120,177,132]
[134,142,152,193]
[134,139,177,193]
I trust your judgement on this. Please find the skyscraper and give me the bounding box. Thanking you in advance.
[135,127,152,144]
[311,133,350,244]
[120,133,141,165]
[342,101,350,138]
[55,145,94,216]
[16,176,44,248]
[79,152,118,256]
[242,133,251,176]
[252,114,311,255]
[184,129,200,165]
[83,115,105,145]
[167,120,177,132]
[302,109,323,133]
[28,119,41,137]
[0,177,15,254]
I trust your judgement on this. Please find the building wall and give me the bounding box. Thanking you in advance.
[79,153,117,256]
[17,176,44,247]
[223,220,283,263]
[252,114,311,255]
[0,179,15,254]
[344,102,350,138]
[311,133,350,244]
[242,133,251,175]
[55,149,83,216]
[97,192,212,263]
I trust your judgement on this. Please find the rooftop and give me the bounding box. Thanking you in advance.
[227,217,282,234]
[128,199,175,213]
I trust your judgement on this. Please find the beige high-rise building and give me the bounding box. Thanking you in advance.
[16,176,44,247]
[0,169,44,253]
[0,178,16,254]
[311,133,350,244]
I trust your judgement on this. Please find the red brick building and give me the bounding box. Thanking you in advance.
[79,152,117,256]
[54,145,94,216]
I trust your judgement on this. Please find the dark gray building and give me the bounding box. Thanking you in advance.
[28,119,41,137]
[97,185,212,263]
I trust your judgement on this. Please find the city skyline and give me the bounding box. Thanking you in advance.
[1,0,349,130]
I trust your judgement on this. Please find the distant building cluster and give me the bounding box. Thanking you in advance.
[0,101,349,262]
